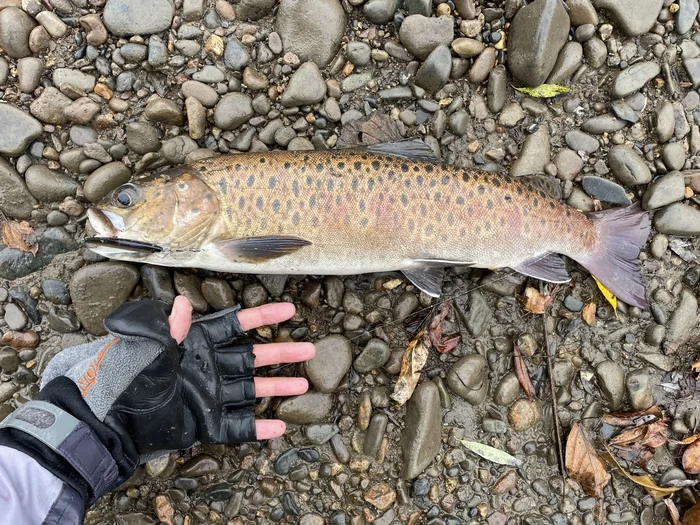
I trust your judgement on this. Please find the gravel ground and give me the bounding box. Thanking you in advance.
[2,0,700,523]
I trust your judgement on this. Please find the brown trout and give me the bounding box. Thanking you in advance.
[86,141,651,308]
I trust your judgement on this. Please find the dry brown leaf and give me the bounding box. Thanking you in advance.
[427,302,461,354]
[601,447,680,499]
[683,503,700,525]
[610,426,646,447]
[1,220,38,255]
[565,422,611,499]
[514,344,535,401]
[521,286,552,314]
[683,439,700,474]
[390,330,429,406]
[610,421,668,449]
[666,498,682,525]
[601,406,663,427]
[674,432,700,446]
[582,303,597,326]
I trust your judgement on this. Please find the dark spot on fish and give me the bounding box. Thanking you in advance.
[425,224,433,235]
[327,179,335,191]
[416,175,424,186]
[539,190,547,199]
[226,208,233,220]
[429,179,436,188]
[404,179,411,188]
[486,200,493,209]
[303,155,309,162]
[468,190,474,198]
[368,179,375,191]
[247,175,255,187]
[269,176,277,189]
[413,166,420,172]
[440,164,448,171]
[467,206,474,216]
[580,232,585,238]
[493,178,501,187]
[420,203,427,216]
[408,219,415,232]
[316,163,323,172]
[235,164,241,171]
[287,200,292,210]
[527,184,534,192]
[272,200,280,212]
[517,187,523,195]
[533,199,539,207]
[335,195,341,205]
[197,165,206,173]
[540,218,546,226]
[256,197,263,210]
[312,217,319,227]
[483,175,490,184]
[352,178,359,191]
[426,165,433,173]
[306,176,312,186]
[566,209,572,217]
[401,163,409,173]
[260,218,267,229]
[567,225,572,233]
[218,179,228,194]
[309,196,317,209]
[361,154,369,160]
[238,196,245,209]
[442,175,450,185]
[504,194,512,203]
[448,214,454,225]
[456,196,464,205]
[388,170,395,181]
[549,201,555,209]
[478,185,485,195]
[361,217,368,226]
[284,162,291,169]
[292,180,300,197]
[499,217,505,226]
[359,200,365,211]
[260,157,266,164]
[246,218,252,227]
[354,161,361,170]
[401,194,408,206]
[378,192,384,201]
[372,160,380,170]
[434,192,442,202]
[337,161,345,169]
[292,212,300,225]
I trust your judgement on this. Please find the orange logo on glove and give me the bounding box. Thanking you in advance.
[78,338,119,397]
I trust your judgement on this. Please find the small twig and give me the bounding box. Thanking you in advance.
[542,283,566,477]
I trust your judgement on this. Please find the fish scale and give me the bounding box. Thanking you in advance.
[86,141,651,308]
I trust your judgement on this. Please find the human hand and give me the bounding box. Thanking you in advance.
[166,295,314,439]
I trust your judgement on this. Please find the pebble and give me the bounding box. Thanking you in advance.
[25,165,79,203]
[592,0,663,36]
[305,423,338,444]
[677,0,700,34]
[446,354,489,404]
[451,38,484,58]
[399,14,454,60]
[145,98,184,126]
[567,0,598,25]
[281,62,326,107]
[276,391,333,424]
[364,413,388,457]
[612,62,661,99]
[508,399,541,431]
[103,0,175,36]
[126,122,161,154]
[305,335,352,393]
[200,278,234,311]
[346,42,372,66]
[364,481,396,510]
[30,87,72,125]
[4,303,27,331]
[493,372,521,406]
[581,176,630,205]
[626,369,653,411]
[415,45,451,93]
[80,14,109,46]
[224,37,250,70]
[35,11,68,38]
[582,114,627,134]
[596,360,625,410]
[487,65,508,113]
[643,172,686,210]
[463,290,492,336]
[498,102,526,128]
[17,57,44,94]
[401,381,441,479]
[510,126,550,176]
[354,338,391,373]
[547,42,584,84]
[364,0,399,24]
[179,454,221,477]
[42,280,71,305]
[70,262,140,335]
[608,145,652,185]
[0,103,43,156]
[0,158,37,219]
[0,7,36,58]
[662,142,686,171]
[665,289,698,350]
[508,0,570,86]
[468,47,497,84]
[275,0,346,67]
[553,148,583,180]
[214,93,254,130]
[83,162,131,203]
[654,203,700,236]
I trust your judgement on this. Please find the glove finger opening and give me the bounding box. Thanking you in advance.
[215,342,255,378]
[220,408,257,443]
[221,377,256,409]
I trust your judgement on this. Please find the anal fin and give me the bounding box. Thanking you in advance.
[512,253,571,283]
[215,235,311,262]
[402,267,445,297]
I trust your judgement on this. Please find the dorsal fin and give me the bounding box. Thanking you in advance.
[518,174,563,201]
[364,140,440,163]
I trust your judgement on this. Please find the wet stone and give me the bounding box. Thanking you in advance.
[103,0,175,36]
[415,45,452,93]
[677,0,700,34]
[0,228,77,280]
[643,171,686,210]
[354,338,391,373]
[446,354,489,404]
[259,275,289,297]
[126,122,161,154]
[83,162,131,203]
[581,176,631,205]
[0,105,43,156]
[241,283,268,308]
[305,423,338,444]
[654,203,700,236]
[596,360,625,410]
[463,290,493,336]
[508,399,541,431]
[25,165,79,203]
[201,278,235,310]
[276,391,333,424]
[399,14,454,60]
[305,335,352,393]
[626,369,653,411]
[140,266,175,304]
[402,381,441,479]
[179,454,221,477]
[608,145,652,186]
[42,280,70,305]
[4,303,27,331]
[494,372,521,406]
[274,448,300,475]
[611,62,661,99]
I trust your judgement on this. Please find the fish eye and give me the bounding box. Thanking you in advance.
[114,184,141,208]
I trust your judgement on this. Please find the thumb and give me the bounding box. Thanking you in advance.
[169,296,193,343]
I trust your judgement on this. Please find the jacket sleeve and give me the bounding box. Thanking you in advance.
[0,445,84,525]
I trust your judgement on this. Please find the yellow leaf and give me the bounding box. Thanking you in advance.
[513,84,573,98]
[593,277,618,319]
[1,220,38,256]
[390,331,429,406]
[601,446,680,500]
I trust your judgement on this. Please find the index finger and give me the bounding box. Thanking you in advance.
[238,302,296,331]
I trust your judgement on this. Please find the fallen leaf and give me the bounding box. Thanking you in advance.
[582,303,597,326]
[593,277,618,319]
[610,426,646,447]
[683,439,700,474]
[337,112,404,147]
[390,331,429,406]
[673,432,700,446]
[1,220,38,255]
[565,422,610,498]
[683,502,700,525]
[601,406,663,427]
[427,301,461,354]
[460,440,523,468]
[514,344,536,401]
[601,446,680,499]
[513,84,573,98]
[521,286,552,314]
[666,499,681,525]
[154,495,174,525]
[610,421,668,450]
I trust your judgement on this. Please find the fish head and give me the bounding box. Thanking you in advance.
[86,170,220,261]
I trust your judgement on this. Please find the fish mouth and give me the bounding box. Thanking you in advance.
[85,208,163,254]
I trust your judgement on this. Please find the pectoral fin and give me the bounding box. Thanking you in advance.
[512,253,571,283]
[215,236,312,262]
[402,267,445,297]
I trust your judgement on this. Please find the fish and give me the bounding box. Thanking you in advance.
[85,140,651,308]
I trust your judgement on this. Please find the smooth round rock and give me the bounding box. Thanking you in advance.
[103,0,175,36]
[608,145,652,185]
[611,61,661,99]
[398,14,454,60]
[0,104,43,156]
[0,7,37,58]
[83,162,132,203]
[281,62,326,107]
[214,93,254,130]
[642,171,686,210]
[446,354,489,404]
[508,399,541,431]
[354,339,391,373]
[276,391,333,425]
[305,335,352,393]
[401,381,442,479]
[25,165,79,202]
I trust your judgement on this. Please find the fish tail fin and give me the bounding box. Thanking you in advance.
[575,202,651,309]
